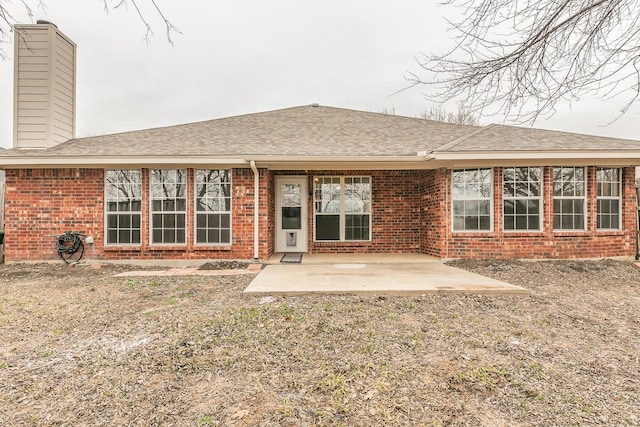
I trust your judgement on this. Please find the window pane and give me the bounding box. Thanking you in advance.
[118,230,130,244]
[281,183,301,207]
[478,200,490,216]
[221,214,230,228]
[105,170,142,245]
[163,229,175,243]
[316,215,340,240]
[465,216,479,230]
[346,214,369,241]
[119,214,131,228]
[209,214,220,228]
[553,167,585,230]
[453,200,465,216]
[596,168,621,230]
[504,216,515,230]
[150,169,188,244]
[314,177,372,241]
[573,200,584,214]
[345,180,371,213]
[282,207,302,229]
[452,169,492,232]
[465,200,479,215]
[194,170,232,244]
[504,200,514,215]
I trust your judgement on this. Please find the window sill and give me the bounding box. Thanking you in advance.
[552,230,590,237]
[450,231,494,236]
[148,245,188,251]
[594,229,626,236]
[503,231,545,237]
[193,245,232,251]
[103,245,142,252]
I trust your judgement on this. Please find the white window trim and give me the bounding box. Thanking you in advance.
[451,168,494,233]
[104,169,142,246]
[596,167,622,231]
[149,169,187,246]
[552,167,587,232]
[503,167,544,233]
[313,176,372,242]
[193,169,233,246]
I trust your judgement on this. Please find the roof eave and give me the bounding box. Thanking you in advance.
[0,154,437,170]
[0,156,251,169]
[433,150,640,167]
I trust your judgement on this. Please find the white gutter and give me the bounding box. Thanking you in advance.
[0,155,436,169]
[0,156,251,168]
[433,150,640,161]
[250,160,260,259]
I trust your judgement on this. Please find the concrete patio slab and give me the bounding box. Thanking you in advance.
[244,261,528,296]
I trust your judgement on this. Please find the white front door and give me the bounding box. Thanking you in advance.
[275,176,307,253]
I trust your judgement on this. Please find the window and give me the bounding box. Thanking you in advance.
[452,168,492,231]
[195,169,232,244]
[503,167,542,231]
[553,167,585,230]
[596,168,621,230]
[105,170,142,245]
[314,176,371,241]
[150,169,187,244]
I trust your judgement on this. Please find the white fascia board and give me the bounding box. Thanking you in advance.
[0,155,437,170]
[0,156,251,169]
[254,155,436,170]
[434,150,640,164]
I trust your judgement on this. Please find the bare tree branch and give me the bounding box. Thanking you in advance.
[420,105,480,125]
[0,0,179,58]
[408,0,640,124]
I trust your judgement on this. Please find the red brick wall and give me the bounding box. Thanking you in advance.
[4,166,635,262]
[4,168,105,261]
[421,168,448,257]
[265,170,276,258]
[443,166,636,259]
[4,167,271,262]
[273,170,423,254]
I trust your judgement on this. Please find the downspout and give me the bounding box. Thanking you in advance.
[250,161,260,260]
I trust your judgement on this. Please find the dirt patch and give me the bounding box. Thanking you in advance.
[1,259,639,426]
[198,260,251,270]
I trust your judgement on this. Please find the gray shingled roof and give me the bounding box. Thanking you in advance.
[1,105,638,163]
[438,124,640,152]
[0,105,479,158]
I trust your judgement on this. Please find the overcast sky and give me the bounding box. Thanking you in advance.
[1,0,638,149]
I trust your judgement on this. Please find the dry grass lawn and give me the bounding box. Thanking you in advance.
[0,259,639,426]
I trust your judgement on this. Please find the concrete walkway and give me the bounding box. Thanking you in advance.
[245,254,528,296]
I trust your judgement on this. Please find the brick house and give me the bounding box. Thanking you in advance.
[1,22,639,262]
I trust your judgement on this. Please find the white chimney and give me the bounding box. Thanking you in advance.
[13,21,76,149]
